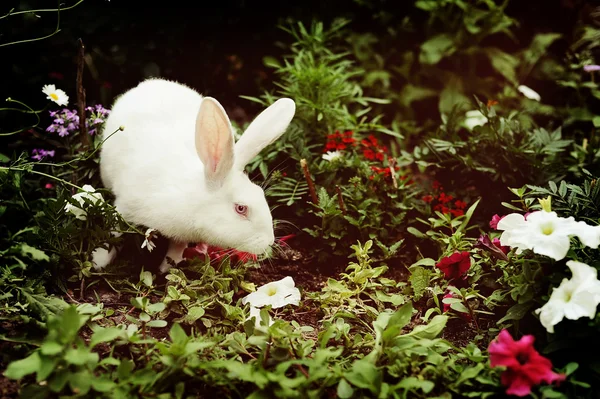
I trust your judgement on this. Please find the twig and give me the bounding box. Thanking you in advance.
[388,157,398,189]
[335,185,346,215]
[300,159,318,205]
[77,38,89,148]
[288,338,310,379]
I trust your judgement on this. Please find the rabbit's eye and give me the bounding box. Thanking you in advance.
[235,204,248,216]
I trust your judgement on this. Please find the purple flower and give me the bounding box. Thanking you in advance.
[49,111,57,117]
[54,118,64,125]
[584,65,600,72]
[88,128,96,135]
[31,149,55,161]
[57,126,69,137]
[46,125,56,133]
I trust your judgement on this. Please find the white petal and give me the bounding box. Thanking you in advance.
[567,260,599,283]
[536,300,565,333]
[572,223,600,248]
[518,85,541,101]
[563,291,598,320]
[269,286,301,308]
[530,234,571,260]
[247,306,273,328]
[241,291,272,308]
[496,213,527,231]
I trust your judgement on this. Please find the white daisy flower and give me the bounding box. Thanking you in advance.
[42,84,69,106]
[322,150,343,162]
[517,85,541,102]
[141,228,157,252]
[535,261,600,333]
[64,185,104,221]
[242,276,301,309]
[463,110,488,130]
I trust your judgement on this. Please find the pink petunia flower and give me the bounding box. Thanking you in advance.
[488,330,565,397]
[490,214,505,230]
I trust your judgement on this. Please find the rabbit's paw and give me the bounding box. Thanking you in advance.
[92,246,117,270]
[159,241,187,273]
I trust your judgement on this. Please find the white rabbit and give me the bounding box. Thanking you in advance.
[95,78,296,272]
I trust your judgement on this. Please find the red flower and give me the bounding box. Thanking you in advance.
[490,214,505,229]
[475,234,509,261]
[375,152,384,161]
[454,200,467,210]
[363,149,376,160]
[433,180,443,190]
[438,193,454,204]
[436,251,471,280]
[183,243,257,264]
[492,238,510,254]
[422,195,433,203]
[488,330,565,397]
[336,143,347,151]
[368,134,378,145]
[44,183,54,189]
[450,209,464,217]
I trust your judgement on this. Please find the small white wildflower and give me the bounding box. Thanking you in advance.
[42,84,69,106]
[463,110,488,130]
[141,228,157,252]
[242,276,301,309]
[517,85,541,102]
[64,185,103,221]
[322,150,343,162]
[535,261,600,333]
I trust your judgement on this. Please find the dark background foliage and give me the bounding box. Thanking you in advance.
[1,0,595,126]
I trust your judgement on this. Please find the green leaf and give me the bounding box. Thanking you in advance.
[147,302,166,313]
[409,267,431,301]
[40,341,63,356]
[337,379,354,399]
[393,376,434,394]
[20,243,49,262]
[90,327,123,347]
[456,198,481,234]
[169,323,188,346]
[485,48,518,84]
[498,302,532,324]
[146,320,168,328]
[91,377,117,392]
[140,271,153,287]
[382,303,413,343]
[344,359,382,394]
[4,351,41,379]
[69,370,92,395]
[263,56,282,68]
[419,34,455,65]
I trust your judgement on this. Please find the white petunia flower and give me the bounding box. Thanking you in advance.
[322,150,343,162]
[64,185,104,221]
[535,261,600,333]
[247,306,273,328]
[242,276,301,309]
[42,84,69,106]
[497,210,600,261]
[517,85,541,102]
[463,110,488,130]
[141,228,157,252]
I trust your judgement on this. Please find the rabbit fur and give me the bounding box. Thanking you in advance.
[94,78,296,272]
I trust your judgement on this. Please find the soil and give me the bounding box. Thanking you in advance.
[0,236,488,399]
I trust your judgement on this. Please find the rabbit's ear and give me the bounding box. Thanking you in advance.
[234,98,296,169]
[195,97,235,187]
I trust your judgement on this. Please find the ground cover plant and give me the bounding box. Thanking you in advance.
[2,0,600,398]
